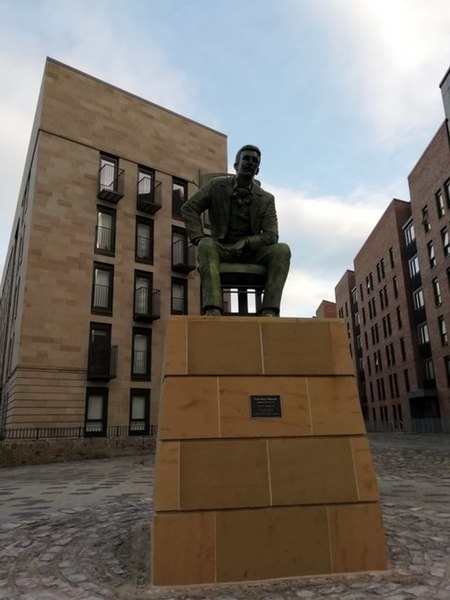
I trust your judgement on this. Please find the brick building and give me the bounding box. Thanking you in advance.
[0,58,227,436]
[334,67,450,428]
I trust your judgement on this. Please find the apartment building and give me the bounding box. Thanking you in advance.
[0,58,227,435]
[406,71,450,421]
[334,67,450,428]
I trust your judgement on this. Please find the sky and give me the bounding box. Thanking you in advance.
[1,0,450,317]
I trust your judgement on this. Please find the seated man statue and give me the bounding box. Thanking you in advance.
[181,144,291,316]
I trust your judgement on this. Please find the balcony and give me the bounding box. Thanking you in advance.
[97,164,124,203]
[134,288,161,322]
[137,178,162,214]
[406,239,417,258]
[172,239,196,273]
[414,306,427,324]
[87,345,118,380]
[418,342,432,359]
[409,272,422,290]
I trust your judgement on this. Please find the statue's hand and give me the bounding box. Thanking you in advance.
[227,238,249,259]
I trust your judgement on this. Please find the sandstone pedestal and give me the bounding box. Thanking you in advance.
[151,317,387,585]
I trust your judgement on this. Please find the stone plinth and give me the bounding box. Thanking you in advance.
[152,316,387,585]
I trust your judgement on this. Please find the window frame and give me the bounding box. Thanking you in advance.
[438,315,448,346]
[131,327,152,380]
[441,226,450,256]
[85,387,108,437]
[172,177,187,220]
[135,217,154,264]
[436,189,445,218]
[134,270,154,319]
[95,205,116,255]
[91,262,114,315]
[129,388,150,436]
[171,277,188,315]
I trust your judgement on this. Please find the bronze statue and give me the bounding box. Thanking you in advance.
[181,145,291,316]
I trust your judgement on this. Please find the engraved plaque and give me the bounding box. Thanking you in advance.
[250,395,281,418]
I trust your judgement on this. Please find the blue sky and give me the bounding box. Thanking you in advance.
[1,0,450,316]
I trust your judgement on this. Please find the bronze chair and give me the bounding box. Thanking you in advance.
[219,263,267,315]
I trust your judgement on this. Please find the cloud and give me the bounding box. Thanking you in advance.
[0,0,210,280]
[267,181,397,316]
[300,0,450,145]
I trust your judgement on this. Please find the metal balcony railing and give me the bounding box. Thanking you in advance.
[87,345,118,380]
[137,178,162,214]
[97,164,124,203]
[134,288,161,322]
[95,226,115,253]
[172,239,196,273]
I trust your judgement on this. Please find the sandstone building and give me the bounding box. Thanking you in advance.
[0,58,227,436]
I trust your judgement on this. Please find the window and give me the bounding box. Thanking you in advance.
[438,316,448,345]
[171,278,188,314]
[436,190,445,218]
[95,206,116,254]
[422,358,435,382]
[404,221,416,245]
[444,356,450,386]
[441,226,450,256]
[138,166,154,196]
[393,276,399,299]
[408,255,420,278]
[87,323,116,380]
[445,179,450,207]
[132,328,151,379]
[135,218,154,263]
[98,153,124,201]
[400,337,406,360]
[422,206,431,232]
[85,388,108,436]
[389,247,395,268]
[397,306,402,329]
[129,389,150,435]
[99,154,118,192]
[382,316,391,338]
[432,277,442,306]
[91,263,114,314]
[427,241,436,268]
[404,369,410,392]
[172,178,187,219]
[413,288,425,310]
[134,271,153,319]
[137,166,162,214]
[172,226,195,272]
[417,322,430,345]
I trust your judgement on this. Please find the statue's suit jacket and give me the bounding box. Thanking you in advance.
[181,176,279,251]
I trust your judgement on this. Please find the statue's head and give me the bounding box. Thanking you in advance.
[234,144,261,177]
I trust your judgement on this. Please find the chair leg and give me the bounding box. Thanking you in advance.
[238,288,249,315]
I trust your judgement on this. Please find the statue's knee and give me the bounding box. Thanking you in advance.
[275,242,291,261]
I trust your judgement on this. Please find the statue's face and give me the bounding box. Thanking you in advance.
[235,150,260,177]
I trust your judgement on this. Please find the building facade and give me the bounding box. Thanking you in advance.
[0,58,227,435]
[334,67,450,428]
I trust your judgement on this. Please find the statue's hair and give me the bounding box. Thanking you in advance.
[234,144,261,165]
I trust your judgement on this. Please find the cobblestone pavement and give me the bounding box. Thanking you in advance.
[1,433,450,600]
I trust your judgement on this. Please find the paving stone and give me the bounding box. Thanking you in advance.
[0,434,450,599]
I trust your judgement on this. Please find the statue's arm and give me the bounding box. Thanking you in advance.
[246,196,279,250]
[181,182,212,244]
